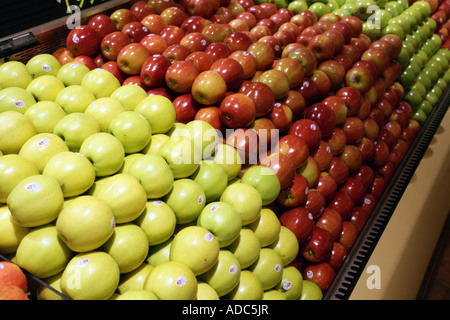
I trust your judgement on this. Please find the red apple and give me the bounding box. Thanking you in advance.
[165,60,199,93]
[341,116,365,145]
[185,51,215,73]
[304,103,336,138]
[317,59,346,90]
[361,193,377,215]
[272,57,304,89]
[173,93,202,124]
[247,42,275,71]
[328,191,355,221]
[304,262,336,293]
[130,1,156,21]
[0,261,28,292]
[181,15,212,34]
[350,206,369,232]
[340,176,366,205]
[305,188,326,219]
[260,152,296,189]
[316,208,344,241]
[361,47,391,74]
[280,207,314,243]
[226,128,259,164]
[122,21,150,43]
[140,54,171,87]
[228,50,257,80]
[308,34,335,61]
[139,34,168,55]
[186,0,221,18]
[340,145,363,172]
[258,35,283,57]
[236,12,257,29]
[160,6,188,27]
[316,171,338,201]
[274,134,309,168]
[52,47,74,65]
[280,90,306,120]
[223,31,254,52]
[122,75,148,90]
[301,227,334,263]
[100,31,132,61]
[101,61,125,83]
[288,118,322,150]
[277,173,310,207]
[287,46,317,77]
[191,70,227,105]
[195,106,225,132]
[328,241,347,271]
[358,137,376,164]
[297,155,321,188]
[327,156,350,186]
[202,23,231,43]
[312,140,333,171]
[298,77,320,106]
[338,221,359,251]
[148,0,176,14]
[110,8,137,31]
[159,25,185,46]
[180,32,210,52]
[269,101,294,132]
[219,92,256,128]
[257,69,290,100]
[237,81,275,117]
[210,57,244,90]
[66,25,102,57]
[322,96,347,126]
[250,118,278,146]
[117,43,151,75]
[0,285,29,300]
[256,18,279,35]
[345,65,374,93]
[88,14,117,38]
[162,44,191,63]
[336,86,363,117]
[73,55,97,70]
[141,14,167,35]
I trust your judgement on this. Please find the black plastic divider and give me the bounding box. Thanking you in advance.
[324,84,450,300]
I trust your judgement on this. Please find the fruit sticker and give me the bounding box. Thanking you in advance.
[310,123,317,131]
[0,263,4,270]
[41,65,52,72]
[274,264,282,272]
[111,217,116,229]
[152,200,163,206]
[198,194,204,205]
[14,100,25,108]
[72,35,80,44]
[38,138,50,146]
[25,182,40,191]
[229,265,238,274]
[306,270,314,279]
[76,258,89,267]
[175,276,187,287]
[204,233,214,242]
[210,204,220,212]
[282,280,292,291]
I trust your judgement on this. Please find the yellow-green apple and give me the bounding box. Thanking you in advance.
[299,279,323,299]
[142,133,170,155]
[0,87,36,113]
[26,54,61,78]
[257,69,290,100]
[134,95,176,134]
[16,225,73,278]
[198,249,241,297]
[269,226,300,266]
[225,270,264,300]
[60,251,120,300]
[0,206,29,254]
[274,265,303,300]
[19,133,68,173]
[213,142,243,181]
[110,84,148,111]
[117,263,153,293]
[26,75,65,102]
[220,182,263,226]
[55,85,96,114]
[0,260,28,292]
[163,179,206,224]
[53,113,101,152]
[263,289,287,300]
[118,153,144,174]
[226,227,261,269]
[35,271,66,300]
[115,290,158,300]
[190,160,228,203]
[0,111,36,154]
[146,236,173,266]
[0,61,33,89]
[108,111,152,154]
[84,97,125,132]
[184,120,219,159]
[249,247,284,291]
[246,207,280,249]
[43,151,95,198]
[56,195,115,252]
[196,281,220,300]
[81,68,121,99]
[0,155,39,203]
[191,70,227,105]
[134,200,176,246]
[100,223,149,273]
[79,132,125,177]
[7,174,64,227]
[197,201,242,247]
[169,226,220,276]
[24,101,67,134]
[157,137,202,179]
[56,62,90,86]
[240,165,281,206]
[127,154,174,199]
[143,260,197,300]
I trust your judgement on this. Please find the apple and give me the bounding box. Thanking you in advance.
[81,68,121,99]
[300,226,333,263]
[0,61,33,89]
[220,182,262,226]
[0,87,37,115]
[238,81,275,117]
[248,247,284,291]
[303,262,335,293]
[225,270,264,300]
[0,261,28,292]
[219,93,256,129]
[135,95,176,134]
[0,206,29,254]
[280,206,314,244]
[299,279,323,300]
[185,51,214,74]
[245,207,281,248]
[189,160,228,203]
[116,43,151,76]
[66,25,101,58]
[164,60,199,94]
[191,70,227,106]
[55,63,89,88]
[54,85,95,115]
[317,59,346,90]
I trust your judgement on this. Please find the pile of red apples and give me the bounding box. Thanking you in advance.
[52,0,421,294]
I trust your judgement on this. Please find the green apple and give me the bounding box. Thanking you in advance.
[158,137,202,179]
[431,34,443,51]
[91,173,147,224]
[421,39,436,58]
[118,153,143,174]
[327,0,339,11]
[443,69,450,84]
[184,120,218,159]
[413,26,428,44]
[374,9,393,30]
[53,113,101,152]
[26,54,61,78]
[43,151,96,198]
[382,24,405,39]
[220,182,262,226]
[299,280,323,300]
[79,132,125,177]
[0,154,39,203]
[60,251,120,300]
[101,223,149,274]
[398,65,418,90]
[26,75,65,102]
[226,227,261,269]
[134,200,177,246]
[225,270,264,300]
[333,8,352,18]
[240,165,281,206]
[287,0,309,14]
[24,101,67,134]
[198,249,241,297]
[56,85,96,114]
[111,84,148,111]
[196,281,220,300]
[0,110,36,154]
[36,271,66,301]
[412,1,432,17]
[410,81,427,99]
[424,60,444,77]
[354,0,378,20]
[213,143,242,181]
[418,100,433,116]
[269,226,300,266]
[56,62,90,86]
[116,290,158,300]
[404,8,423,27]
[420,66,440,85]
[108,111,152,154]
[340,3,357,15]
[384,1,401,17]
[169,225,219,276]
[190,160,228,203]
[435,78,447,92]
[19,133,69,173]
[164,179,206,224]
[142,133,169,155]
[117,263,153,293]
[247,208,281,248]
[273,0,289,8]
[263,290,287,300]
[436,49,450,62]
[16,225,73,278]
[362,21,381,41]
[84,97,125,132]
[412,108,428,124]
[7,174,64,227]
[404,90,423,109]
[146,237,173,266]
[427,85,443,104]
[197,201,242,248]
[274,265,303,300]
[0,87,36,114]
[0,61,33,89]
[143,260,197,300]
[0,206,29,254]
[127,154,174,199]
[430,55,449,73]
[308,2,330,18]
[134,94,176,134]
[424,17,437,34]
[56,195,115,252]
[416,50,430,68]
[81,68,121,99]
[409,54,425,70]
[248,247,283,290]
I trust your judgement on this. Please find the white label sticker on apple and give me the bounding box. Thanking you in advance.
[26,182,40,191]
[283,280,292,291]
[38,138,50,146]
[0,263,4,270]
[364,198,371,205]
[73,35,80,43]
[306,270,313,279]
[142,26,148,32]
[210,204,220,212]
[305,187,309,195]
[76,258,89,267]
[310,123,317,131]
[42,64,52,72]
[175,276,187,287]
[111,217,116,229]
[205,233,214,242]
[308,212,314,220]
[274,264,282,272]
[152,200,163,206]
[198,194,204,205]
[14,100,25,108]
[229,265,238,274]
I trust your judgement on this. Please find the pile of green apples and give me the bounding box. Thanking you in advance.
[0,55,318,300]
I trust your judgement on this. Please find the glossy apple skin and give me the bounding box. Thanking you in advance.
[140,54,171,87]
[304,103,336,138]
[328,191,355,221]
[219,93,256,129]
[304,188,326,220]
[288,119,322,150]
[238,81,275,117]
[210,58,244,90]
[274,134,309,169]
[277,173,309,207]
[88,14,117,38]
[67,25,102,57]
[316,208,344,241]
[101,31,132,61]
[165,60,199,93]
[173,93,202,124]
[279,207,314,243]
[300,227,333,263]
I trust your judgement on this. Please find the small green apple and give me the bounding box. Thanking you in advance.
[247,208,281,248]
[240,165,281,206]
[269,226,300,266]
[110,84,148,111]
[274,265,303,300]
[158,137,202,179]
[0,206,29,254]
[36,271,65,301]
[184,120,219,159]
[146,237,173,266]
[248,247,284,290]
[56,62,90,86]
[213,142,242,181]
[308,3,330,18]
[190,160,228,203]
[117,263,153,293]
[299,280,323,300]
[0,110,36,154]
[287,0,309,14]
[7,174,64,227]
[0,87,37,114]
[60,251,120,300]
[56,85,97,114]
[116,290,158,300]
[382,24,405,39]
[226,227,261,269]
[404,90,423,109]
[134,95,176,134]
[24,101,67,134]
[26,54,61,78]
[81,68,121,99]
[84,97,125,132]
[0,61,33,89]
[412,108,428,124]
[16,225,73,278]
[419,100,433,116]
[142,133,170,155]
[196,281,220,300]
[225,270,264,300]
[26,75,65,102]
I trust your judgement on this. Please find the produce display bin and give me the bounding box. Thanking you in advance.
[1,0,450,301]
